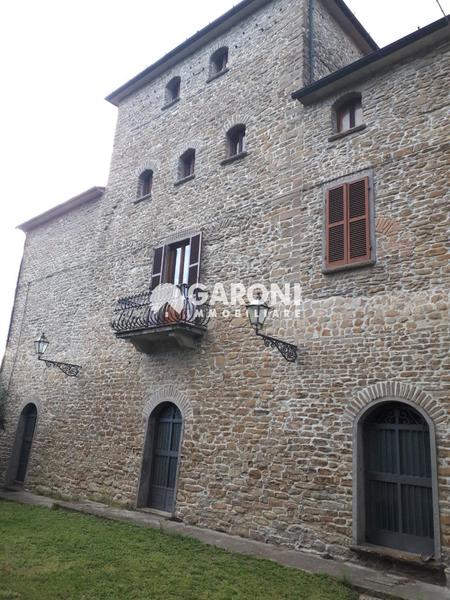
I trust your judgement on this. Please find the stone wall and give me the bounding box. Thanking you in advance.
[1,0,448,568]
[304,0,365,84]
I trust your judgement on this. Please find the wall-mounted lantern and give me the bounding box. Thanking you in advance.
[34,333,82,377]
[246,295,298,363]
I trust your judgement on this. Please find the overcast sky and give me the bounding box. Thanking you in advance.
[0,0,448,354]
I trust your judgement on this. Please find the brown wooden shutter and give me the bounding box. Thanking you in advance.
[326,184,347,268]
[187,233,202,287]
[150,245,166,289]
[326,177,371,269]
[347,177,370,263]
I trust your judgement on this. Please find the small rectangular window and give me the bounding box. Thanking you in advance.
[228,125,246,157]
[337,98,362,133]
[181,150,195,178]
[138,170,153,198]
[165,76,181,105]
[211,47,229,76]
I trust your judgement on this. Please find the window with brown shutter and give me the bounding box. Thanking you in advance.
[187,233,202,287]
[151,246,166,289]
[325,177,372,270]
[150,233,202,289]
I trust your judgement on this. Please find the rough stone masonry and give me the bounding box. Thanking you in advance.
[0,0,449,579]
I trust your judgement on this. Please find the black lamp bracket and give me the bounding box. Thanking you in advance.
[255,330,298,363]
[38,356,82,378]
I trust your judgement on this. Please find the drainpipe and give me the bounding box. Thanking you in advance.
[308,0,315,84]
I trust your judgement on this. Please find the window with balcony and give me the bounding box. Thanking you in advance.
[112,232,207,352]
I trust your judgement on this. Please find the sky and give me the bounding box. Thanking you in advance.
[0,0,448,354]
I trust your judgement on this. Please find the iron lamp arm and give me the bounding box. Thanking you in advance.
[255,330,298,363]
[38,355,82,378]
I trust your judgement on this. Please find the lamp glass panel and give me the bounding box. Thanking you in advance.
[247,305,259,326]
[259,305,269,326]
[35,335,49,356]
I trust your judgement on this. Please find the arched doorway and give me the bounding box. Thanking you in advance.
[140,402,183,513]
[363,402,435,555]
[15,404,37,484]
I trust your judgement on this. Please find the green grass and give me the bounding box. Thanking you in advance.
[0,501,357,600]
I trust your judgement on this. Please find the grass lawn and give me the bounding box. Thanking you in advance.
[0,501,357,600]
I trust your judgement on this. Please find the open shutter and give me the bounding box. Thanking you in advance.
[326,185,346,268]
[150,245,166,289]
[187,233,202,288]
[347,177,370,263]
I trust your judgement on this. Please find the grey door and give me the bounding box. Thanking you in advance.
[15,404,37,484]
[364,402,434,555]
[148,403,182,512]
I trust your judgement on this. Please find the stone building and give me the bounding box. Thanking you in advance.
[1,0,449,582]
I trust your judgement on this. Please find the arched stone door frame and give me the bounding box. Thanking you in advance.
[136,388,192,513]
[350,383,441,559]
[5,400,41,487]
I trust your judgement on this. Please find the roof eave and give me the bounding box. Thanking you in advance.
[292,16,450,105]
[321,0,378,54]
[18,187,105,233]
[105,0,377,107]
[106,0,272,106]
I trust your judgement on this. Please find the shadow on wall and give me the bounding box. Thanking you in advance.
[0,383,8,431]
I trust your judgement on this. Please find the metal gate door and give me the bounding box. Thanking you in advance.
[16,405,37,483]
[148,403,182,512]
[364,402,434,555]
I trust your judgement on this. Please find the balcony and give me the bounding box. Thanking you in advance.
[112,285,210,353]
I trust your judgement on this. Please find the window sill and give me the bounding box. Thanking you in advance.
[221,151,248,166]
[133,193,152,205]
[206,67,229,83]
[162,97,180,111]
[174,174,195,187]
[322,258,375,275]
[328,123,367,142]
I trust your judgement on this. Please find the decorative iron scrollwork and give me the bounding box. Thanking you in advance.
[39,357,81,378]
[257,332,298,363]
[111,284,210,334]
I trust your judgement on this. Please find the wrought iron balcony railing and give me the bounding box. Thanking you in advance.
[111,285,209,351]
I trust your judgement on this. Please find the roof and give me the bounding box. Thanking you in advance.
[18,187,105,233]
[292,16,450,105]
[106,0,378,106]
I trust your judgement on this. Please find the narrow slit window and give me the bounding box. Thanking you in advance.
[179,149,196,180]
[165,76,181,104]
[210,47,228,77]
[227,125,246,158]
[138,170,153,198]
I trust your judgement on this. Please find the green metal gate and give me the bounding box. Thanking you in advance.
[364,402,434,555]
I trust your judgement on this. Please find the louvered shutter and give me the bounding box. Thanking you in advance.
[187,233,202,288]
[347,177,370,263]
[326,185,347,268]
[150,245,166,289]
